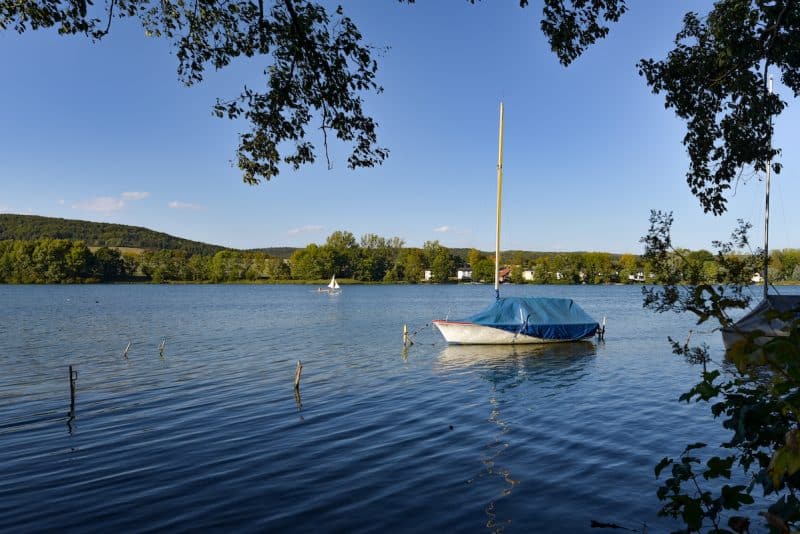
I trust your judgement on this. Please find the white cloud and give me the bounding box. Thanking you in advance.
[71,191,149,213]
[168,200,203,210]
[433,225,450,233]
[57,199,65,205]
[72,197,126,212]
[288,225,324,235]
[121,191,150,201]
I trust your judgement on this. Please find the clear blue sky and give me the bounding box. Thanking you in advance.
[2,1,798,254]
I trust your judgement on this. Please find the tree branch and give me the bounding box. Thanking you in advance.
[96,0,116,37]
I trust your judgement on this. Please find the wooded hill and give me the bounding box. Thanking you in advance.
[0,214,225,255]
[0,215,609,262]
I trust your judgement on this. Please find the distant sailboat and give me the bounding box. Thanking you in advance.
[432,103,600,345]
[721,75,800,350]
[318,275,341,295]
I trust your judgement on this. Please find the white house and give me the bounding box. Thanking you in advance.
[628,271,645,282]
[424,270,433,281]
[457,269,472,281]
[522,270,535,281]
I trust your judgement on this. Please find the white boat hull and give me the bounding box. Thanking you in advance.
[721,326,790,351]
[432,320,587,345]
[721,295,800,351]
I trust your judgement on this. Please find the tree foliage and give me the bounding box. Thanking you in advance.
[1,0,388,183]
[3,2,798,213]
[1,0,633,185]
[638,1,799,215]
[642,210,800,532]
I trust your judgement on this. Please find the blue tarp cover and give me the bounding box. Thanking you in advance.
[459,297,599,341]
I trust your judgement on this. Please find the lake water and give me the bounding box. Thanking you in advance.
[1,283,793,532]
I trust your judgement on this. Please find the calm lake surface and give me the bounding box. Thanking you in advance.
[2,283,797,532]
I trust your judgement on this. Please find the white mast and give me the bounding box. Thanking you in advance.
[494,102,505,299]
[764,75,773,300]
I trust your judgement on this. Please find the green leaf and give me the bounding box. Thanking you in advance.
[656,457,674,478]
[769,446,800,488]
[704,456,734,480]
[682,499,703,531]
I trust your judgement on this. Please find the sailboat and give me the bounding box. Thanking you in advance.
[721,76,800,350]
[318,275,341,295]
[432,103,600,345]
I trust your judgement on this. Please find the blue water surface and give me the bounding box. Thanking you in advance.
[1,283,793,532]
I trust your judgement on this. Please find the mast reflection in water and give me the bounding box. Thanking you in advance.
[436,342,597,532]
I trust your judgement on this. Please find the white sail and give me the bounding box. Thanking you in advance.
[328,276,340,290]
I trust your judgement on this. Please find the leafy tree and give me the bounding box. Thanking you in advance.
[774,249,800,281]
[422,240,454,283]
[509,251,527,283]
[122,252,142,279]
[354,233,397,282]
[531,256,551,284]
[581,252,613,284]
[617,252,638,283]
[638,2,799,215]
[473,258,495,283]
[92,246,126,281]
[7,1,795,220]
[1,1,389,183]
[0,1,631,185]
[396,248,423,283]
[289,243,324,280]
[467,248,482,271]
[264,257,291,280]
[641,210,800,532]
[321,230,356,278]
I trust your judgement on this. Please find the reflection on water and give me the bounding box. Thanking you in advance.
[437,342,597,386]
[437,342,597,532]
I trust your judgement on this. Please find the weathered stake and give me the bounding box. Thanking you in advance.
[294,388,303,411]
[597,316,607,342]
[403,324,413,347]
[294,360,303,390]
[68,365,78,418]
[123,341,131,358]
[159,338,166,356]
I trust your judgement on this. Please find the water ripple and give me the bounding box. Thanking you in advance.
[2,284,788,532]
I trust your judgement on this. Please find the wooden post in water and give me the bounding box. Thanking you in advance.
[294,360,303,390]
[597,316,606,341]
[403,324,413,347]
[123,341,131,358]
[68,365,77,418]
[159,338,166,357]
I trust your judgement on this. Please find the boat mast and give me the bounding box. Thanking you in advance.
[494,102,505,299]
[764,75,773,300]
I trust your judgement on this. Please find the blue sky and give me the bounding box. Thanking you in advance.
[1,1,798,254]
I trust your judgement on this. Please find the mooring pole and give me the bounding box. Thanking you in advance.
[68,365,77,418]
[403,324,413,347]
[597,316,607,342]
[294,360,303,390]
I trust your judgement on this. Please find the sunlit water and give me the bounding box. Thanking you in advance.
[1,284,795,532]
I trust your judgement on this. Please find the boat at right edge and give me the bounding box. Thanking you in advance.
[721,75,800,351]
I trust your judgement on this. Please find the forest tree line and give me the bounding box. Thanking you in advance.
[2,232,800,285]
